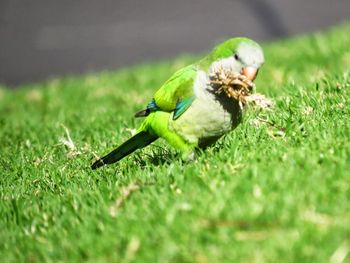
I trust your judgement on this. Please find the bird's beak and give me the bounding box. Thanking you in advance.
[241,67,258,81]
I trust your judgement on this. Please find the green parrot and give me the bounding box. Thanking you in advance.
[91,37,264,169]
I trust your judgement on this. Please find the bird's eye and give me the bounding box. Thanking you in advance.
[234,53,239,60]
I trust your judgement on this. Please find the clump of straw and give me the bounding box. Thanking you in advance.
[209,68,255,109]
[209,67,273,109]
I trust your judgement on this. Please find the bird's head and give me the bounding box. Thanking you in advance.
[203,37,264,81]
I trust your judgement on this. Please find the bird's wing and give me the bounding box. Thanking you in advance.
[154,64,197,110]
[135,64,197,119]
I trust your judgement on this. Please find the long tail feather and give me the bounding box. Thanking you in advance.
[91,131,158,169]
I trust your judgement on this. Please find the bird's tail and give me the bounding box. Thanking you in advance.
[91,131,158,169]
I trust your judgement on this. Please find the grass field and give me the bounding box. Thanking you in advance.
[1,24,350,262]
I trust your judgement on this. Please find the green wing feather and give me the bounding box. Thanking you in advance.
[134,64,197,119]
[153,64,197,112]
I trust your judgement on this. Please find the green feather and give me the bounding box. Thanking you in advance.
[153,65,197,111]
[198,37,260,70]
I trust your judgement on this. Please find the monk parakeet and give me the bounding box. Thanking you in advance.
[91,37,264,169]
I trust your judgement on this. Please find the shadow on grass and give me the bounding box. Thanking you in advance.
[132,145,178,167]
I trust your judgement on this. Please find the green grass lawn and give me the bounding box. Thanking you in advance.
[1,24,350,262]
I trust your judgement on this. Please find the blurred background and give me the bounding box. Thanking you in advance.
[0,0,349,88]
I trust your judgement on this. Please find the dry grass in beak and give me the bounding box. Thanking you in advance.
[209,67,273,110]
[209,67,255,108]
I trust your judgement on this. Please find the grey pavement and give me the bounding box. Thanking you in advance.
[0,0,349,87]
